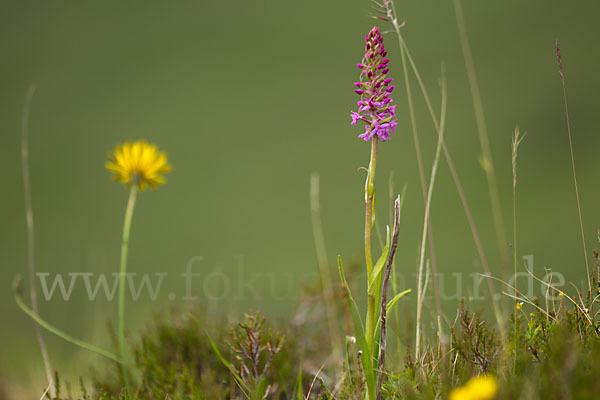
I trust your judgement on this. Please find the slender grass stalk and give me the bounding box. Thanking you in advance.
[365,137,378,354]
[452,0,510,273]
[382,0,505,336]
[306,363,326,400]
[20,84,55,396]
[14,288,120,362]
[118,186,138,391]
[39,382,52,400]
[511,127,525,369]
[394,8,444,327]
[556,40,593,303]
[415,65,447,360]
[309,173,343,368]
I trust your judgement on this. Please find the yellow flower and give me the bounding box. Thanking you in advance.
[449,375,498,400]
[449,386,471,400]
[516,302,523,310]
[106,140,171,190]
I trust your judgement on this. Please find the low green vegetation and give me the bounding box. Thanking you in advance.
[41,270,600,399]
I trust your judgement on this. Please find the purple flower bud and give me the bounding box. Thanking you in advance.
[351,26,397,142]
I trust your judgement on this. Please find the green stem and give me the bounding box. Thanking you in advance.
[118,186,138,391]
[365,138,378,353]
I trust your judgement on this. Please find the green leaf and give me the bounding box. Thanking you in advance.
[374,289,412,336]
[14,291,120,363]
[253,377,268,400]
[368,225,390,294]
[338,256,376,400]
[295,358,304,400]
[386,289,412,316]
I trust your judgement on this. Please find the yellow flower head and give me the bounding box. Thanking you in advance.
[106,140,171,190]
[516,302,523,311]
[449,375,498,400]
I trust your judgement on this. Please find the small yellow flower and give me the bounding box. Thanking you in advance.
[516,302,523,311]
[449,386,471,400]
[449,375,498,400]
[106,140,171,190]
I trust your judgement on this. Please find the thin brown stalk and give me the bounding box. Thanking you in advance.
[376,196,401,400]
[21,84,55,396]
[556,40,593,304]
[453,0,510,272]
[511,127,525,368]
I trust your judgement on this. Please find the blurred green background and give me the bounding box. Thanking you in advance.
[2,0,600,394]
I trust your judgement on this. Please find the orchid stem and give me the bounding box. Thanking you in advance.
[365,137,378,353]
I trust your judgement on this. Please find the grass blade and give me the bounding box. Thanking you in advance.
[189,313,251,396]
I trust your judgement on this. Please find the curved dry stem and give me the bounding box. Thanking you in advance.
[522,266,594,327]
[305,363,326,400]
[480,274,556,322]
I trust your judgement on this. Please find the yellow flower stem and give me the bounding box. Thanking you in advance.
[365,137,378,353]
[118,185,138,392]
